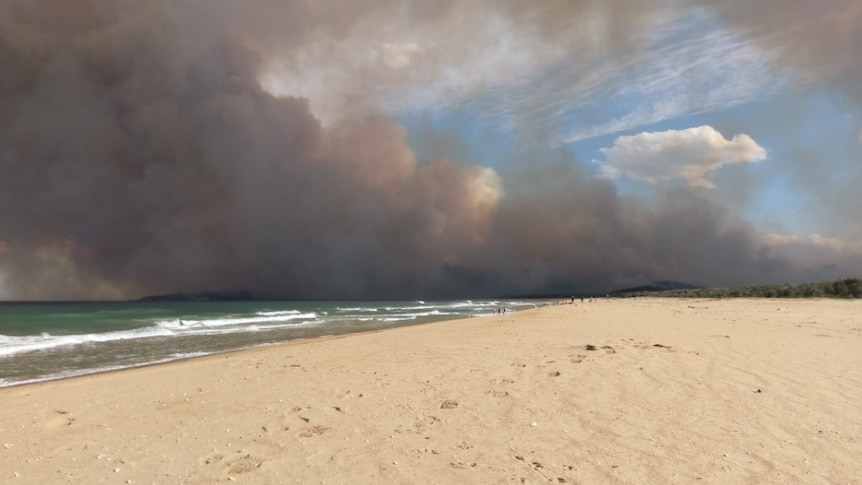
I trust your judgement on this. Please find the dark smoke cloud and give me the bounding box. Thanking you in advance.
[701,0,862,241]
[0,0,859,300]
[703,1,862,101]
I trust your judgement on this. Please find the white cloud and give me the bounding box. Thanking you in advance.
[595,125,767,188]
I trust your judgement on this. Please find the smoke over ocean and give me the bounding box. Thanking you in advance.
[1,0,860,300]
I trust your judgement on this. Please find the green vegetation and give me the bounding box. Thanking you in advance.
[617,278,862,299]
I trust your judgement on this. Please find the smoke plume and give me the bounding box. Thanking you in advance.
[0,0,860,300]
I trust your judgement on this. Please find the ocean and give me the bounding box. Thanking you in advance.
[0,299,543,388]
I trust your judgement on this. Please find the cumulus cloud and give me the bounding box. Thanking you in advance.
[595,126,767,189]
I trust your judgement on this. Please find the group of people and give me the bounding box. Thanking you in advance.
[567,294,611,304]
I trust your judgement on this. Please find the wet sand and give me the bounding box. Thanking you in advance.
[1,298,860,484]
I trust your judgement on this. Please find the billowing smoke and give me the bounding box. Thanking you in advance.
[0,0,859,300]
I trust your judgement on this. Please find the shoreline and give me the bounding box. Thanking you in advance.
[1,298,859,483]
[1,300,540,390]
[1,313,479,390]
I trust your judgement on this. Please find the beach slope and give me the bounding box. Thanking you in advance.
[1,298,860,483]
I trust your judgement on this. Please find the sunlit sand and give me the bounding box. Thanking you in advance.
[1,298,860,483]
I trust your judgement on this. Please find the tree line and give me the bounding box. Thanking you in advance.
[617,278,862,299]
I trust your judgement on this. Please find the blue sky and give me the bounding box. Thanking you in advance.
[394,74,859,241]
[364,4,862,246]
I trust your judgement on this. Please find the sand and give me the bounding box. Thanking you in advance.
[1,298,860,484]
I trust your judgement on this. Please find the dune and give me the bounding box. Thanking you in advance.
[1,298,860,483]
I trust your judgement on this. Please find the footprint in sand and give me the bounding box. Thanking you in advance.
[201,452,225,466]
[45,411,75,429]
[440,399,459,409]
[225,453,265,474]
[298,425,333,438]
[412,415,440,432]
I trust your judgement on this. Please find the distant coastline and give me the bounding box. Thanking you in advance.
[3,278,859,304]
[108,278,862,302]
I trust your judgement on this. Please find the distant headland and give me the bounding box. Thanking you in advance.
[132,278,861,302]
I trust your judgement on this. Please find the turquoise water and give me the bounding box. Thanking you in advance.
[0,299,542,387]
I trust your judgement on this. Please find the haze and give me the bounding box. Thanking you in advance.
[1,0,860,300]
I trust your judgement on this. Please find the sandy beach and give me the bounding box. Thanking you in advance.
[1,298,860,484]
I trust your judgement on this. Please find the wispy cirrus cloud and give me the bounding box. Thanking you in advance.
[259,3,793,144]
[560,10,795,142]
